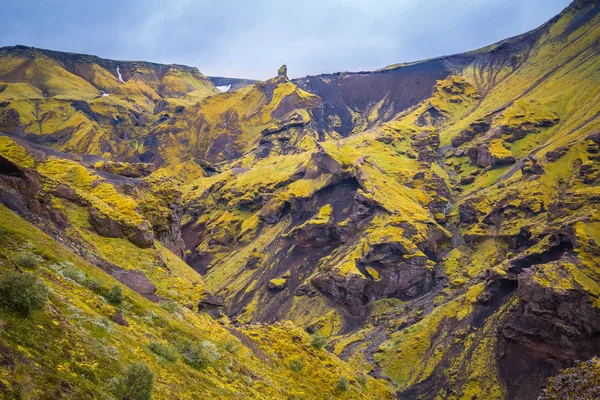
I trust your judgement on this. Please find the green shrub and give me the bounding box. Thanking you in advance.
[336,376,348,392]
[0,272,49,316]
[357,373,368,387]
[13,250,43,269]
[106,285,124,306]
[290,357,304,372]
[83,277,103,293]
[149,341,178,362]
[141,310,159,325]
[311,332,326,350]
[112,362,154,400]
[182,340,221,370]
[159,300,177,313]
[49,262,86,284]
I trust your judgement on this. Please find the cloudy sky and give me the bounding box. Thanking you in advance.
[1,0,570,80]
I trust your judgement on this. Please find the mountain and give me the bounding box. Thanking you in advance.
[0,0,599,399]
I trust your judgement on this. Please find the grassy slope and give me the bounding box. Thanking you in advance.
[0,204,392,399]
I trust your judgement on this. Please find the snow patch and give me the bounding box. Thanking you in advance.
[100,90,110,97]
[216,84,231,93]
[116,66,125,83]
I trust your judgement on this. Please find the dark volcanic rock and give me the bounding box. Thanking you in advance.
[521,157,544,175]
[88,207,126,238]
[413,131,440,163]
[198,294,225,318]
[460,175,475,185]
[278,65,288,78]
[245,253,261,270]
[294,58,455,137]
[105,266,158,300]
[458,201,478,224]
[467,141,515,168]
[498,261,600,400]
[111,309,129,327]
[452,120,491,147]
[545,147,569,162]
[88,207,154,248]
[261,111,309,136]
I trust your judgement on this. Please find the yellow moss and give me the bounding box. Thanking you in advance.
[0,136,35,168]
[487,139,514,160]
[365,267,380,281]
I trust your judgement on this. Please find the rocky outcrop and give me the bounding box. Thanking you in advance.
[503,266,600,361]
[261,110,310,137]
[521,157,544,175]
[268,278,288,290]
[278,65,288,79]
[92,161,155,178]
[106,266,158,300]
[499,114,559,142]
[198,294,225,318]
[452,120,491,147]
[467,139,515,168]
[88,207,154,248]
[413,130,440,163]
[458,201,479,224]
[497,258,600,399]
[111,309,130,327]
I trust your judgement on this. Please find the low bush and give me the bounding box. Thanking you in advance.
[0,271,49,316]
[311,332,326,350]
[182,340,221,370]
[112,362,154,400]
[159,300,177,313]
[50,261,86,284]
[149,341,178,362]
[357,373,368,387]
[336,376,348,392]
[83,277,103,293]
[13,250,43,269]
[106,285,124,306]
[290,358,304,372]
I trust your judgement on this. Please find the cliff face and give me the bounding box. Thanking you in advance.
[0,0,599,398]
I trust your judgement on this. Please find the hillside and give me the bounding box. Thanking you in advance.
[0,0,599,399]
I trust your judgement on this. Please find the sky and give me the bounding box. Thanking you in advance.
[1,0,571,80]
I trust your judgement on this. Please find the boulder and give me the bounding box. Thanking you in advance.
[198,294,225,318]
[268,278,287,290]
[111,309,129,327]
[468,139,515,168]
[458,201,478,224]
[88,207,154,248]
